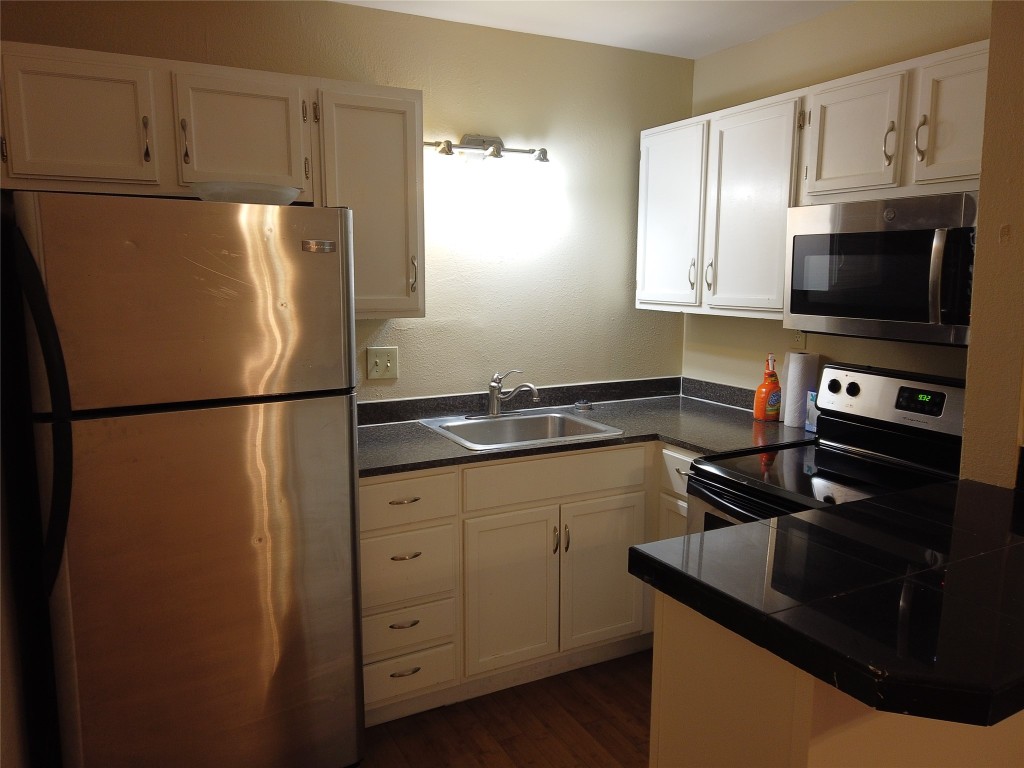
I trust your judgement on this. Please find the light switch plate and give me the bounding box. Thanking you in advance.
[367,346,399,379]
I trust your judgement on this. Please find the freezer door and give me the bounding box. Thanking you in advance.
[19,193,355,412]
[49,396,361,767]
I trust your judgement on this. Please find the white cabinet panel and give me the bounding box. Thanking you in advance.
[2,53,158,183]
[319,88,424,318]
[659,494,689,540]
[704,98,798,311]
[804,72,905,194]
[636,120,707,309]
[173,72,309,192]
[912,50,988,184]
[560,492,645,650]
[464,505,561,675]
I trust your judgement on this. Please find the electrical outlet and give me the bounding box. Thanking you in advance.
[367,346,399,380]
[791,331,807,350]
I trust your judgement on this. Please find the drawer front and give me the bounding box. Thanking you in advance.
[363,643,456,705]
[362,598,455,659]
[360,471,457,532]
[360,524,456,609]
[661,447,699,496]
[465,446,645,511]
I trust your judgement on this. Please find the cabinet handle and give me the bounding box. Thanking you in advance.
[882,120,895,167]
[687,258,696,289]
[390,551,422,561]
[388,496,421,506]
[388,619,421,630]
[914,114,928,162]
[304,156,310,180]
[410,256,418,293]
[313,101,321,123]
[564,524,570,553]
[704,261,714,290]
[180,118,191,165]
[302,100,308,123]
[389,666,421,678]
[674,467,687,476]
[142,115,151,163]
[1,136,7,164]
[553,525,560,555]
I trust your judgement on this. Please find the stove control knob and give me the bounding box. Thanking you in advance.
[846,382,861,397]
[827,378,842,394]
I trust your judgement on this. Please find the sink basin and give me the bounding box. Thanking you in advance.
[419,410,623,451]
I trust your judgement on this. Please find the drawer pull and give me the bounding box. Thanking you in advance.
[389,666,422,678]
[390,551,422,561]
[389,619,421,630]
[388,496,422,506]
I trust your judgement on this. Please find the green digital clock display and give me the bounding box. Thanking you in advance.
[897,386,946,415]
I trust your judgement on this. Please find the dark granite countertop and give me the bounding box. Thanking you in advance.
[629,480,1024,726]
[357,395,811,477]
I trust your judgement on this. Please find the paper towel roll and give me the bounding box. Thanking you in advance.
[782,352,820,428]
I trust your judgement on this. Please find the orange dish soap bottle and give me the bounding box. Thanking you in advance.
[753,353,782,422]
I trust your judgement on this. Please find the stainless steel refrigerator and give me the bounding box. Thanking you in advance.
[11,192,363,767]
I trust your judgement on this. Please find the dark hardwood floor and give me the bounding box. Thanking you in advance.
[362,650,653,767]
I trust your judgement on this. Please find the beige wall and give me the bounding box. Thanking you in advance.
[0,1,691,400]
[960,0,1024,485]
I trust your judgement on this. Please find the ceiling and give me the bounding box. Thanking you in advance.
[341,1,848,59]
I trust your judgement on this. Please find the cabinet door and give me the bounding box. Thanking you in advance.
[319,89,424,318]
[560,492,645,651]
[703,99,798,312]
[464,505,560,676]
[804,72,905,194]
[911,50,987,184]
[635,120,707,310]
[173,72,309,192]
[659,493,689,539]
[1,53,158,183]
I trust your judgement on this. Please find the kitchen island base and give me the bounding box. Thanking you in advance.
[650,593,1024,768]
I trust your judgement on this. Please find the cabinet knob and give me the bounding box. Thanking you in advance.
[390,551,422,562]
[180,118,191,165]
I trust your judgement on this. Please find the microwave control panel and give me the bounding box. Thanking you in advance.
[815,365,964,437]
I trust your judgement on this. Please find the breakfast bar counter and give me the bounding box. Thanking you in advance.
[629,480,1024,767]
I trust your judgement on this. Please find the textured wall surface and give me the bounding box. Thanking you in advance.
[0,0,692,401]
[961,0,1024,486]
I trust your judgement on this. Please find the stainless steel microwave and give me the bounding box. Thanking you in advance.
[784,192,977,346]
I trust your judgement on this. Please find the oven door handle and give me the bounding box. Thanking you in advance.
[688,479,772,525]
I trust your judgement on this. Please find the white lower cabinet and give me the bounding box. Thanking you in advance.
[659,446,699,537]
[464,491,645,676]
[462,446,647,677]
[358,469,459,709]
[359,445,652,719]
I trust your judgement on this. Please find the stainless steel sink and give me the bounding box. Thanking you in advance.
[419,410,623,451]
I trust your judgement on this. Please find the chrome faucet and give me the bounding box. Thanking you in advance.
[487,370,540,416]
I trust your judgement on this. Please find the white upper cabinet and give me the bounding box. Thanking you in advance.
[1,53,159,183]
[802,71,906,196]
[635,120,707,310]
[703,98,798,312]
[319,87,425,318]
[172,72,311,197]
[911,48,988,184]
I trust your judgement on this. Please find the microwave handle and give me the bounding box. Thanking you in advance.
[928,228,948,325]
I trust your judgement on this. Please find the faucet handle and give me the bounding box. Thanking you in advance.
[492,369,522,386]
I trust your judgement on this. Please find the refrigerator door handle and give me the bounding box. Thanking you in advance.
[13,226,74,595]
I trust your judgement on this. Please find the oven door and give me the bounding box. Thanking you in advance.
[687,473,810,532]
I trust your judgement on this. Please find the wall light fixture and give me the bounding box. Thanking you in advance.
[424,134,549,161]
